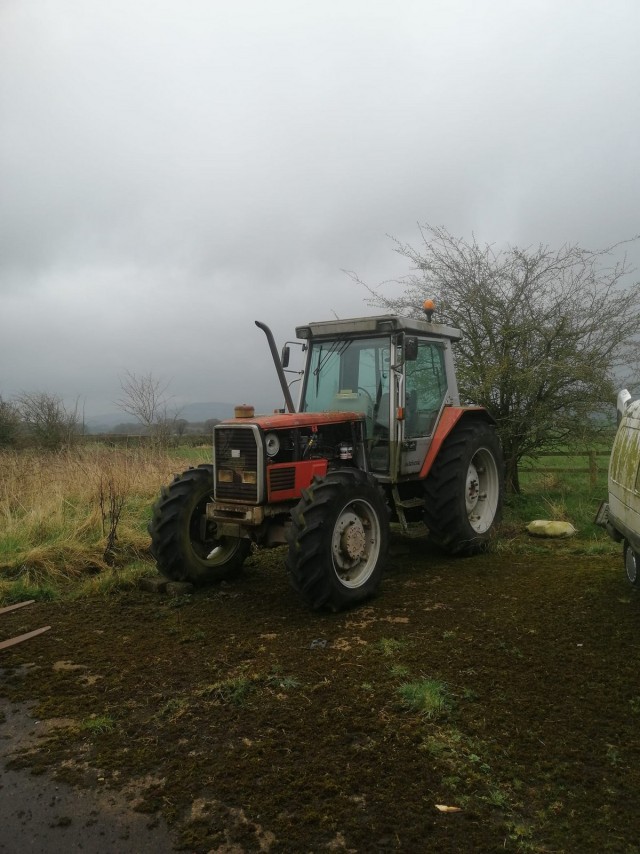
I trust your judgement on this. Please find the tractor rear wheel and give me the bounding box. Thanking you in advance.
[423,420,503,555]
[149,464,250,584]
[286,469,389,611]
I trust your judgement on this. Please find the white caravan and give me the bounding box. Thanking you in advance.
[597,389,640,586]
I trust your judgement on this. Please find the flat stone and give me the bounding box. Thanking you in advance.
[526,519,577,538]
[165,582,194,596]
[138,577,169,594]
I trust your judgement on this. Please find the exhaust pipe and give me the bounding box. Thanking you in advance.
[255,321,296,414]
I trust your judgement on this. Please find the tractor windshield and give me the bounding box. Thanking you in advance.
[301,336,391,431]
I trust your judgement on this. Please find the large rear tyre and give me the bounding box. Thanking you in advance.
[423,420,503,555]
[149,464,250,584]
[286,469,390,611]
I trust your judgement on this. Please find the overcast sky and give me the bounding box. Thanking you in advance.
[1,0,639,417]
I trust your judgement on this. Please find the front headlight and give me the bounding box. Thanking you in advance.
[265,432,280,457]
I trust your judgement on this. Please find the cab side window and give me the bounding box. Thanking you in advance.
[405,342,447,438]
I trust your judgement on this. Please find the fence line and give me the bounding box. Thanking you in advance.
[520,450,610,489]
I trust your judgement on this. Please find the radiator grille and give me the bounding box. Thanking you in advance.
[214,426,259,502]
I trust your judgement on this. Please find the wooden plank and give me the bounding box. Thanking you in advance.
[0,600,35,616]
[0,626,51,651]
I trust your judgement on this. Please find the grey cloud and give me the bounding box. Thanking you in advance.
[1,0,639,414]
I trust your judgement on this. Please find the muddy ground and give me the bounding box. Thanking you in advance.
[1,539,639,853]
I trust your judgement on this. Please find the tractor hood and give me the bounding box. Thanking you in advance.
[221,410,365,431]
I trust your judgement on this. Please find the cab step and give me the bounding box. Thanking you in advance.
[391,487,426,537]
[403,523,429,538]
[395,496,425,509]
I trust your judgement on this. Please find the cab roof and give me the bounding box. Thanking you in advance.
[295,313,462,342]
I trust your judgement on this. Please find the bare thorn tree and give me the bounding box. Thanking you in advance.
[356,225,640,492]
[17,392,81,450]
[115,371,178,445]
[98,474,126,565]
[0,395,20,448]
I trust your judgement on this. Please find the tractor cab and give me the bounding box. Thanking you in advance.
[295,313,462,480]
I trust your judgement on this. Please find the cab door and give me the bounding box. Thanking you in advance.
[399,340,448,475]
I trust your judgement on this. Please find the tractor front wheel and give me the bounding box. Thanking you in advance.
[149,464,250,585]
[423,420,503,555]
[286,470,389,611]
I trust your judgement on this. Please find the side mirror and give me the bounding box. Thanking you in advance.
[404,337,418,361]
[281,345,290,368]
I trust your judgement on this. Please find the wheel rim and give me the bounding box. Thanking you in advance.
[465,447,500,534]
[188,495,244,567]
[205,540,244,565]
[331,498,381,588]
[625,545,638,585]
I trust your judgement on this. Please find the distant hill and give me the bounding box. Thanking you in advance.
[179,401,236,422]
[85,401,235,433]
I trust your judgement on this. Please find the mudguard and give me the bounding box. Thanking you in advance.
[419,406,495,480]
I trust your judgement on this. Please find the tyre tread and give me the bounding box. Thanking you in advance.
[286,469,390,611]
[148,465,249,584]
[423,421,503,555]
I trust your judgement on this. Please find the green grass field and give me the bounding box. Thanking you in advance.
[0,441,617,606]
[502,446,614,555]
[0,444,211,604]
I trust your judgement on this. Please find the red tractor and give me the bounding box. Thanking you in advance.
[149,303,504,610]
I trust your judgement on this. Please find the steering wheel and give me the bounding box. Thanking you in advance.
[357,387,374,405]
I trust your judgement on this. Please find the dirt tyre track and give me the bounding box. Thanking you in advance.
[149,464,250,584]
[424,420,503,555]
[2,549,639,854]
[286,469,390,611]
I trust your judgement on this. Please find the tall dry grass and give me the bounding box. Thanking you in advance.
[0,445,195,597]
